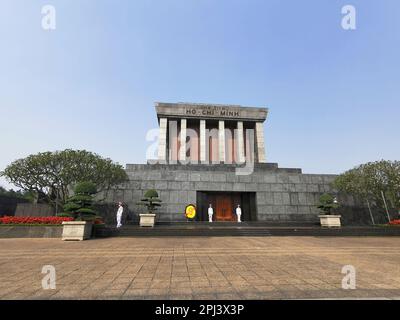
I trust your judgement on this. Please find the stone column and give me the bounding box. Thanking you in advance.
[237,121,245,163]
[255,122,266,163]
[158,118,168,163]
[168,120,178,162]
[200,120,206,163]
[218,120,226,163]
[179,119,187,162]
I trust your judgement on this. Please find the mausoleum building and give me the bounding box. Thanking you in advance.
[111,102,339,223]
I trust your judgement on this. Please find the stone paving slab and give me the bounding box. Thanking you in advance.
[0,237,400,300]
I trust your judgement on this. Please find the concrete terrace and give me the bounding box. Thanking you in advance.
[0,236,400,300]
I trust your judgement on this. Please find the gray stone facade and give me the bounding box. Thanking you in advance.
[105,162,343,223]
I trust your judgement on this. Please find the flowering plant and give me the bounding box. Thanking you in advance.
[389,219,400,225]
[93,218,104,225]
[0,216,74,225]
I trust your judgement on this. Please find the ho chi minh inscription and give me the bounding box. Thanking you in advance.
[155,102,268,122]
[185,105,240,118]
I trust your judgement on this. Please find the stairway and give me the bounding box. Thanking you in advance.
[94,222,400,238]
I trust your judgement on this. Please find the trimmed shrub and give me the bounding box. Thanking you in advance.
[317,193,339,215]
[74,181,97,195]
[63,181,98,221]
[138,189,162,214]
[144,189,159,198]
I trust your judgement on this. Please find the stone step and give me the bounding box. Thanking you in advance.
[94,225,400,238]
[126,221,320,227]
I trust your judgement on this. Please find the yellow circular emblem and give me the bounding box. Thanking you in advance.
[185,204,196,219]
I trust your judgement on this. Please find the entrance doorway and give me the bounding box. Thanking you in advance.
[196,191,257,222]
[215,194,234,221]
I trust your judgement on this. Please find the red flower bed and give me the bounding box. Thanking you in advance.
[0,216,74,225]
[94,218,104,225]
[389,219,400,225]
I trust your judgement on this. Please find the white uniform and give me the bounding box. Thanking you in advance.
[208,207,213,222]
[236,207,242,223]
[116,206,123,228]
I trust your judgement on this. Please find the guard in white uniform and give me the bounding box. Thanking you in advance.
[208,204,214,222]
[236,205,242,223]
[116,202,124,228]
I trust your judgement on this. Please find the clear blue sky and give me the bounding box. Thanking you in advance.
[1,0,399,189]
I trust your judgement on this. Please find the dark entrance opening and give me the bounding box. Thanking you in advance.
[196,191,257,222]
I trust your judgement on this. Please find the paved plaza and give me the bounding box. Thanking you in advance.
[1,236,400,300]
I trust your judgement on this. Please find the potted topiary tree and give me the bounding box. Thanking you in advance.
[317,193,341,228]
[60,181,98,240]
[137,189,162,227]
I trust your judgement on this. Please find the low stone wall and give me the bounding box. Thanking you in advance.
[0,196,29,216]
[0,225,63,238]
[15,203,54,217]
[94,203,136,226]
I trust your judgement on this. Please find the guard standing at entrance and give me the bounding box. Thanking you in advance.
[236,205,242,223]
[208,204,214,222]
[116,202,124,228]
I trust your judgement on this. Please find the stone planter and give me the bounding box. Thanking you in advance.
[139,214,156,227]
[62,221,93,241]
[319,215,341,228]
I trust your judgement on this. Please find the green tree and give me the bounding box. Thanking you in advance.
[0,186,34,201]
[62,181,98,221]
[138,189,162,214]
[0,149,128,209]
[317,193,339,215]
[333,160,400,210]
